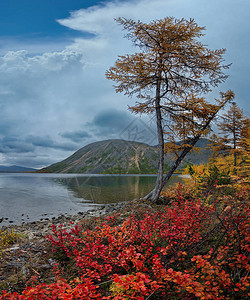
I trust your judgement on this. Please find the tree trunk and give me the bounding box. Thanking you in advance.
[151,78,165,202]
[162,138,199,187]
[143,111,221,202]
[142,89,232,203]
[233,129,237,167]
[143,135,200,201]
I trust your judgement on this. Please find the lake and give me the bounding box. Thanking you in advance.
[0,173,186,226]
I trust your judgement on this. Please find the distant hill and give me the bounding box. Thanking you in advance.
[40,138,212,174]
[0,165,37,173]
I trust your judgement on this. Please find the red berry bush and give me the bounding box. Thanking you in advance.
[1,184,249,299]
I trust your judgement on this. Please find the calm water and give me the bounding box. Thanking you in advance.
[0,173,185,226]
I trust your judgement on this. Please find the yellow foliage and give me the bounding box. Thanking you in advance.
[0,228,17,255]
[184,151,249,182]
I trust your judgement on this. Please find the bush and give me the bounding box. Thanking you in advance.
[1,183,249,299]
[0,229,17,256]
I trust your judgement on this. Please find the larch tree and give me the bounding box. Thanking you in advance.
[213,102,250,167]
[106,17,234,202]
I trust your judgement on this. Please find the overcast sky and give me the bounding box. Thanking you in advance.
[0,0,249,168]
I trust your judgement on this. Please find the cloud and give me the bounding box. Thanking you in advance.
[0,48,88,157]
[0,49,84,73]
[84,109,157,145]
[89,109,134,136]
[0,153,5,164]
[58,0,250,111]
[60,130,92,142]
[25,135,77,151]
[0,0,249,168]
[0,133,77,155]
[0,136,35,154]
[2,151,63,169]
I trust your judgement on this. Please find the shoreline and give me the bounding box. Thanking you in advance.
[0,201,138,290]
[0,173,189,227]
[1,201,129,239]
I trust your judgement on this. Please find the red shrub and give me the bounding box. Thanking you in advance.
[1,185,249,299]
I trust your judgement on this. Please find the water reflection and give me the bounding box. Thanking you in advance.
[0,173,187,225]
[53,175,184,204]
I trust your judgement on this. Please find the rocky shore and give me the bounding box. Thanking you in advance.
[0,201,132,291]
[1,202,129,239]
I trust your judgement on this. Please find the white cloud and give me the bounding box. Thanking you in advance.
[0,153,5,164]
[0,0,249,168]
[58,0,250,111]
[0,49,83,73]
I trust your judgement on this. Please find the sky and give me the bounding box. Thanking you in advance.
[0,0,249,168]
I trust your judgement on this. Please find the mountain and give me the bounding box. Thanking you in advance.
[40,138,212,174]
[0,165,37,173]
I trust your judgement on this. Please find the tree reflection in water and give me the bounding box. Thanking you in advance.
[54,175,186,204]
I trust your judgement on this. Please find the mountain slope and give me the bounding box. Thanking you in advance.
[41,139,212,174]
[41,140,158,174]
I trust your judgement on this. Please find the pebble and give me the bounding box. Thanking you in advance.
[1,202,128,239]
[1,199,145,284]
